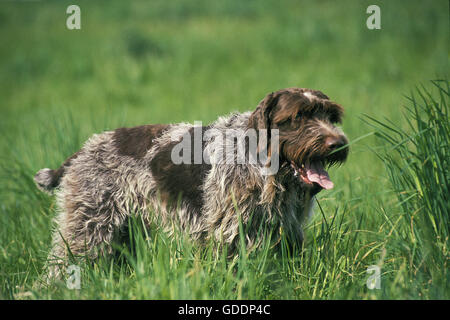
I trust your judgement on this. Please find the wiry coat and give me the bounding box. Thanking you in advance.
[35,87,349,278]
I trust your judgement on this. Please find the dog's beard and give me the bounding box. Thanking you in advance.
[281,138,348,191]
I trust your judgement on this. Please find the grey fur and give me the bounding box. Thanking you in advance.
[34,168,55,193]
[35,88,348,280]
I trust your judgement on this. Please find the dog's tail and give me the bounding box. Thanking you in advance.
[34,168,63,194]
[34,151,80,194]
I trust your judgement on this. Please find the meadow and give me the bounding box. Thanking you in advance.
[0,0,448,299]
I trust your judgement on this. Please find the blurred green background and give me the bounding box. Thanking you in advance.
[0,0,447,183]
[0,0,448,299]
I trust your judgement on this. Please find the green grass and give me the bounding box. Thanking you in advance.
[364,80,449,299]
[0,0,448,299]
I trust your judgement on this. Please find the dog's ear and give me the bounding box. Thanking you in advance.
[248,92,278,130]
[248,92,280,174]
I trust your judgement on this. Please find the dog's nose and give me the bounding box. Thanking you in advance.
[326,136,346,150]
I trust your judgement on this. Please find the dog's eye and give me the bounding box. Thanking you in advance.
[329,115,341,124]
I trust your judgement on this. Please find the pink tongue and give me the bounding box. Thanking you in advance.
[305,162,334,190]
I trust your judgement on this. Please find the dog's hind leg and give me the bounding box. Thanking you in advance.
[45,181,128,281]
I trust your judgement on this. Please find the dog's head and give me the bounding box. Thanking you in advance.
[248,87,349,193]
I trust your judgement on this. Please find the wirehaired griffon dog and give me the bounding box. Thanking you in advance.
[35,87,349,278]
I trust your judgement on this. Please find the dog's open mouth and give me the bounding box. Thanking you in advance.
[291,161,334,190]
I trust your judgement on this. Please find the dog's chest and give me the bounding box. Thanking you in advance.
[275,178,314,223]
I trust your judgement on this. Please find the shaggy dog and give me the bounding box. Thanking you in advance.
[35,87,349,278]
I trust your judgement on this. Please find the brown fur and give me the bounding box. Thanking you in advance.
[113,124,170,159]
[34,87,349,279]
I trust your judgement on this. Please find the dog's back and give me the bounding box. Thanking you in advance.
[35,88,349,280]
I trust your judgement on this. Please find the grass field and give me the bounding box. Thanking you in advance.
[0,0,448,299]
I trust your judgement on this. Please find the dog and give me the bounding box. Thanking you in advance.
[35,87,348,278]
